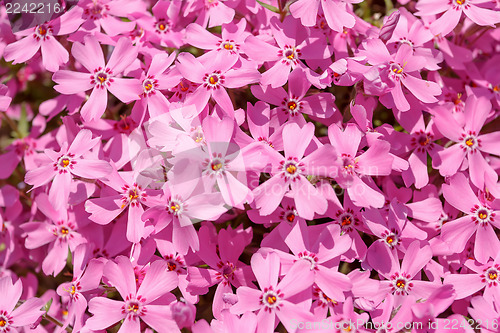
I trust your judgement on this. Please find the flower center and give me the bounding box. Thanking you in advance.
[34,24,51,40]
[286,163,297,175]
[382,231,399,248]
[279,45,301,65]
[54,154,75,174]
[142,78,157,96]
[121,184,145,209]
[190,127,204,144]
[342,156,357,174]
[203,71,224,89]
[341,215,352,226]
[123,299,144,317]
[60,158,70,168]
[91,68,113,88]
[211,161,223,171]
[298,251,318,270]
[156,19,169,32]
[60,227,69,236]
[209,76,218,85]
[390,273,413,295]
[167,262,177,271]
[282,97,301,116]
[167,199,184,216]
[286,213,295,222]
[0,315,9,329]
[460,132,480,152]
[391,63,403,75]
[472,206,494,225]
[260,287,283,311]
[419,135,430,146]
[204,155,227,176]
[481,265,500,286]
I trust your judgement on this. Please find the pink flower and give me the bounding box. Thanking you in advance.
[432,95,499,190]
[230,252,315,332]
[85,167,158,243]
[440,173,500,264]
[185,19,250,63]
[56,257,104,331]
[289,0,360,32]
[52,36,141,122]
[85,256,180,332]
[0,276,45,331]
[142,181,227,255]
[21,194,87,276]
[243,16,330,88]
[254,122,337,220]
[184,0,235,28]
[273,221,353,304]
[3,9,82,72]
[360,40,441,111]
[24,129,112,211]
[417,0,500,37]
[175,52,260,115]
[444,255,500,301]
[187,225,253,319]
[367,240,439,306]
[251,67,337,122]
[328,123,393,208]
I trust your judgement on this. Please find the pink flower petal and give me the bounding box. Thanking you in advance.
[40,38,69,72]
[442,173,480,213]
[108,78,142,103]
[0,277,22,313]
[72,37,104,72]
[104,256,137,298]
[86,297,125,330]
[80,87,108,122]
[85,195,124,225]
[141,305,179,332]
[106,38,138,74]
[53,70,93,94]
[10,297,44,327]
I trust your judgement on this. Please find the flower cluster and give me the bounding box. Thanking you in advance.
[0,0,499,332]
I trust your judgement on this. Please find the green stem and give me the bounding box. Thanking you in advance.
[43,313,72,333]
[0,112,22,138]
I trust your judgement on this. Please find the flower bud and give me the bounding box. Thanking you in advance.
[379,10,400,41]
[171,299,196,329]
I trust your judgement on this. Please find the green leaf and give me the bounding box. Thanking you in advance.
[43,298,53,313]
[256,0,280,13]
[17,103,28,138]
